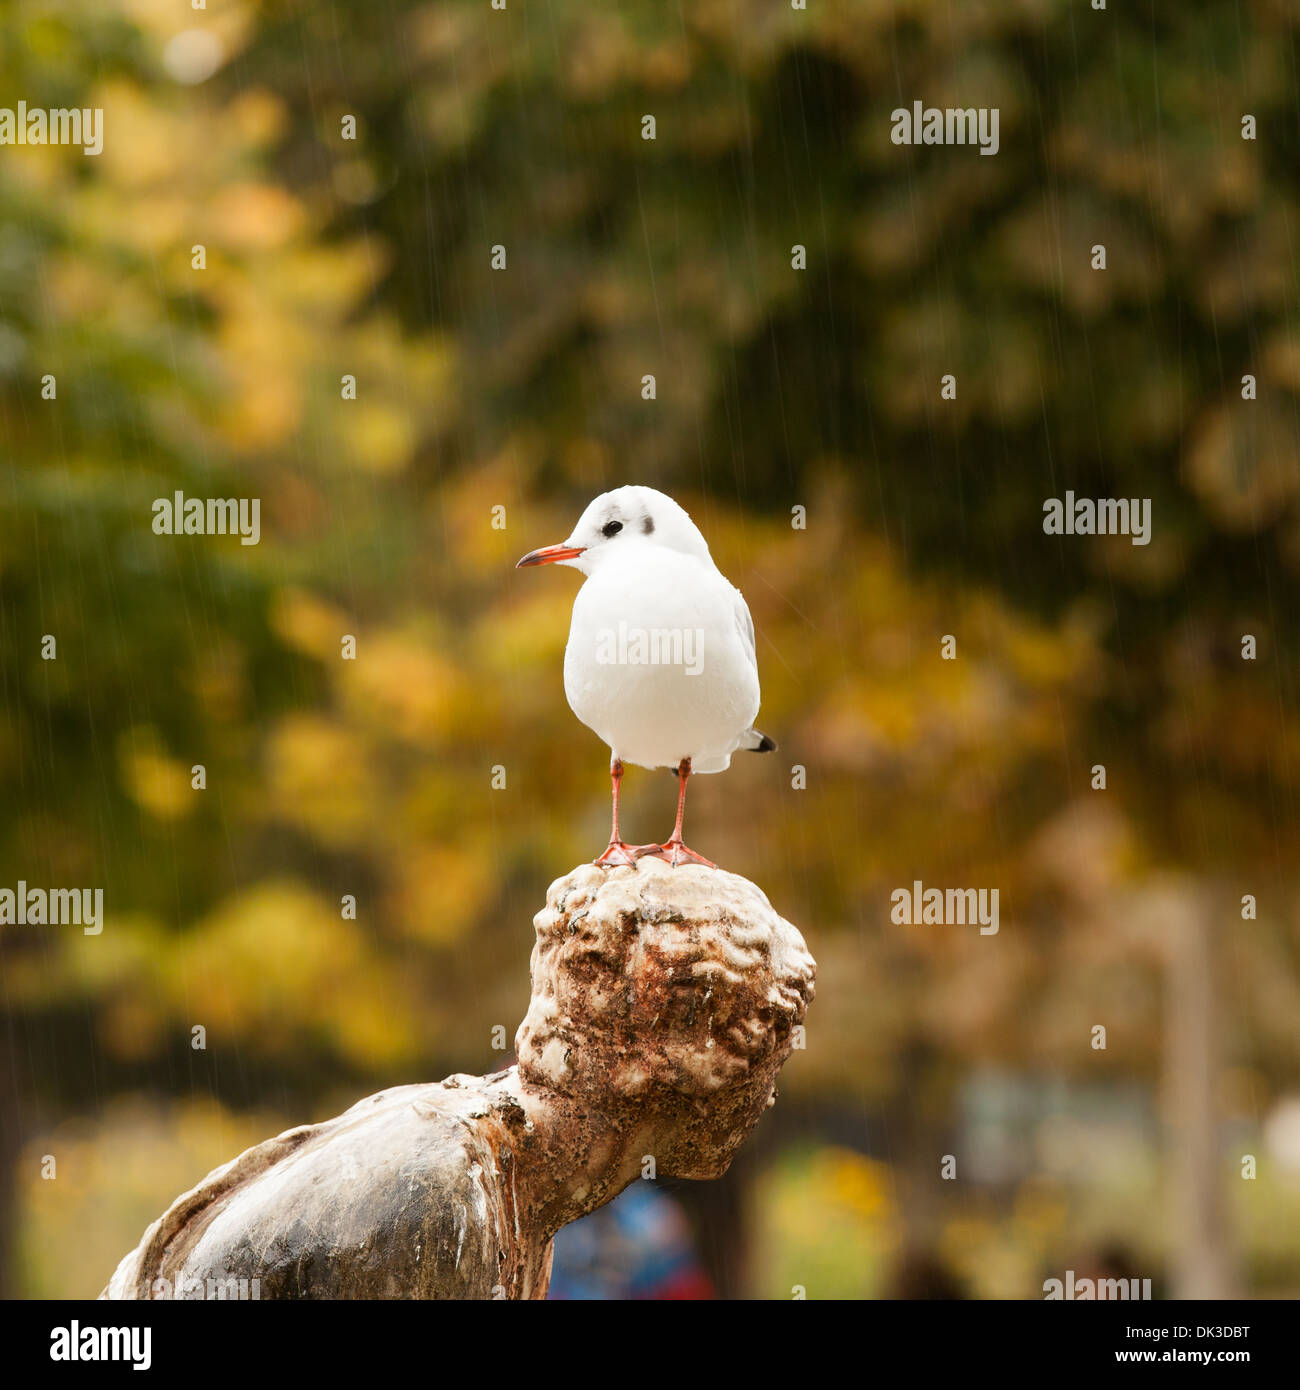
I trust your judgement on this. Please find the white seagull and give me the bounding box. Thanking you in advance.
[517,485,775,868]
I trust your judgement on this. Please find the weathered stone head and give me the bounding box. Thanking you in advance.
[516,858,815,1179]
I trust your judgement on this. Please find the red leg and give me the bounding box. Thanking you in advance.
[593,759,654,867]
[636,758,716,868]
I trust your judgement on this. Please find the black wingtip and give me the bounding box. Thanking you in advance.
[754,732,778,753]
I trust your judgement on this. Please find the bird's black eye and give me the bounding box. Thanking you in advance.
[601,520,623,538]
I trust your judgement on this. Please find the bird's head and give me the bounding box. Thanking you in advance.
[515,485,712,576]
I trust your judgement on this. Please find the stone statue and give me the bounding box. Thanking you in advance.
[102,858,815,1299]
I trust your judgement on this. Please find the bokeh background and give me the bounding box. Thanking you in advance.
[3,0,1300,1299]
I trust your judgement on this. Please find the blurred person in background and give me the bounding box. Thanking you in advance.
[548,1183,715,1301]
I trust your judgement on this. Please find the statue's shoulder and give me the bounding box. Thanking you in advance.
[104,1080,533,1300]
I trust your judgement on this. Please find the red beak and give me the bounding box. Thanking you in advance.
[516,543,585,568]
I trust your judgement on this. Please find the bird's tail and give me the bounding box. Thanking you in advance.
[742,728,777,753]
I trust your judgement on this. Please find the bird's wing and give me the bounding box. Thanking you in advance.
[732,585,759,676]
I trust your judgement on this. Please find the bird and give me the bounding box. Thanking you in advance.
[516,485,776,868]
